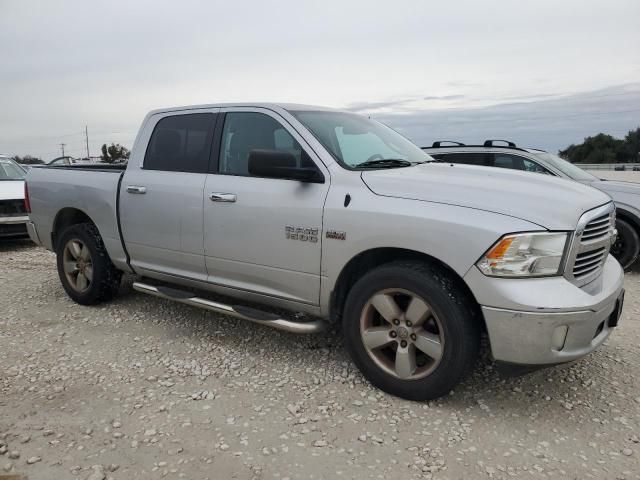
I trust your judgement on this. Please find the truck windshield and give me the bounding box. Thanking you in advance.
[0,159,26,180]
[291,111,433,169]
[532,152,598,182]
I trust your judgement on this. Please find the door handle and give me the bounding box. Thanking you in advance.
[126,185,147,194]
[209,192,237,203]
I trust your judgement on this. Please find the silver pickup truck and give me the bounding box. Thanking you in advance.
[25,103,624,400]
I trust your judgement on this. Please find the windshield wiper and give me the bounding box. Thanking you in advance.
[355,159,414,169]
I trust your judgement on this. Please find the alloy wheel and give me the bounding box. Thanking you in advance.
[62,239,93,292]
[359,288,444,380]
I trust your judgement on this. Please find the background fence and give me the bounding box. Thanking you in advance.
[578,163,640,171]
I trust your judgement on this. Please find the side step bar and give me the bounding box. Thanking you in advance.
[132,281,325,334]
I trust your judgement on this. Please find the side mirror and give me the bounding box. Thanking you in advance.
[248,149,324,183]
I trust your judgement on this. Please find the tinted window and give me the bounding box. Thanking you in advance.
[433,152,491,166]
[491,154,550,173]
[219,112,314,176]
[144,113,215,173]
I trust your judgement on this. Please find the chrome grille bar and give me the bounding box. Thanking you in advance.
[565,203,616,287]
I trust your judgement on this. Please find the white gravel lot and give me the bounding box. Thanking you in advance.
[1,240,639,480]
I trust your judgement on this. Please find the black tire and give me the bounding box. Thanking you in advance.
[342,261,480,401]
[611,218,639,270]
[56,222,122,305]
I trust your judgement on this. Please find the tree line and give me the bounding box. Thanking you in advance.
[12,155,44,164]
[9,143,130,165]
[560,128,640,164]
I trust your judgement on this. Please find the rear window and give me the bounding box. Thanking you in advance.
[144,113,216,173]
[0,160,26,180]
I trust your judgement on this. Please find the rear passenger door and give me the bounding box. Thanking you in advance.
[120,109,219,281]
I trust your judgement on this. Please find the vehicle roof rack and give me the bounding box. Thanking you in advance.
[431,141,466,148]
[422,141,531,153]
[483,139,516,147]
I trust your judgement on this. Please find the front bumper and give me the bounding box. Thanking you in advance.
[465,255,624,365]
[0,215,29,238]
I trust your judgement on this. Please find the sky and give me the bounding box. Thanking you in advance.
[0,0,639,160]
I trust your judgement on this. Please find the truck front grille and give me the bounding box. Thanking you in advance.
[581,214,612,242]
[0,199,26,217]
[573,247,607,279]
[566,203,616,287]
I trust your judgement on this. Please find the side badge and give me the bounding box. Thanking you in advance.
[326,230,346,241]
[285,226,319,242]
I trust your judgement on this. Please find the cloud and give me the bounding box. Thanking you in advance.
[1,0,639,159]
[374,84,640,152]
[346,98,419,113]
[346,94,468,114]
[423,94,466,101]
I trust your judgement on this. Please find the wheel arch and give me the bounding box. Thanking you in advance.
[616,207,640,234]
[51,207,97,251]
[330,247,484,328]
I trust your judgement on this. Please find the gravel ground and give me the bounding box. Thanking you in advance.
[1,240,639,480]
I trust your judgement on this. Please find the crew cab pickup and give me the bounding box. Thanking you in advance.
[25,103,624,400]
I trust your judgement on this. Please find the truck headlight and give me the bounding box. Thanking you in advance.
[477,232,569,277]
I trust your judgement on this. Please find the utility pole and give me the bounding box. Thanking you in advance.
[85,125,90,160]
[59,143,66,157]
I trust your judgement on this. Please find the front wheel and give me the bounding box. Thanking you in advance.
[342,261,480,401]
[56,223,122,305]
[610,218,639,270]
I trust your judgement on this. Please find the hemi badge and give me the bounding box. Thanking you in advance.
[326,230,346,240]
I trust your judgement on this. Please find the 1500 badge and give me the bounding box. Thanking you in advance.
[285,226,319,242]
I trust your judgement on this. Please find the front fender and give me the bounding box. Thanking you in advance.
[319,188,541,316]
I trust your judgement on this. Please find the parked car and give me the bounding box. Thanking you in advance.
[0,155,29,238]
[423,140,640,269]
[48,156,79,166]
[25,105,624,400]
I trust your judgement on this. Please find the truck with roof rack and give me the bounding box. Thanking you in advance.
[24,104,624,400]
[423,140,640,269]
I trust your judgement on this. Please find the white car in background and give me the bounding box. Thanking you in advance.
[0,156,29,238]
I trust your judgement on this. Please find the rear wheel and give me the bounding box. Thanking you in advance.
[610,218,639,270]
[56,223,122,305]
[342,261,480,401]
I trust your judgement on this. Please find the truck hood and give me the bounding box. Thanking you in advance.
[361,163,611,230]
[0,180,24,201]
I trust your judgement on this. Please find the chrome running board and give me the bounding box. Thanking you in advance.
[132,281,325,334]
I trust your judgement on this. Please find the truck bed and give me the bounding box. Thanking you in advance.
[26,165,129,269]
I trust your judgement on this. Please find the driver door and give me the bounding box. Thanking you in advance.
[203,108,330,305]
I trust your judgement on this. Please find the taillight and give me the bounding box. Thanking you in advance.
[24,182,31,214]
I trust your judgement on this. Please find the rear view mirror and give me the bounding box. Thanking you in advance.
[248,149,324,183]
